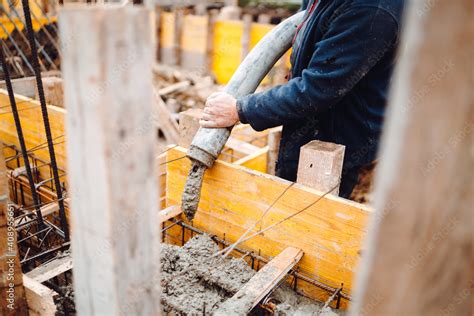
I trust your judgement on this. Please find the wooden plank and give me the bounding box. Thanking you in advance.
[178,108,202,148]
[166,146,371,298]
[158,80,190,96]
[0,76,37,98]
[180,14,209,73]
[26,254,73,283]
[0,90,67,181]
[226,136,261,155]
[23,275,57,316]
[34,77,64,107]
[0,149,28,315]
[351,0,473,315]
[297,140,345,195]
[158,205,182,224]
[211,20,243,84]
[266,126,281,175]
[59,6,160,315]
[216,247,303,315]
[154,91,180,144]
[234,146,268,173]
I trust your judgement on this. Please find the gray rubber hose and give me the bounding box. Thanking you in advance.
[182,11,305,221]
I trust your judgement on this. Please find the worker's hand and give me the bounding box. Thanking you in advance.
[200,92,239,128]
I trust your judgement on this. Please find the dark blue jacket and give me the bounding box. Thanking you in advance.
[237,0,404,182]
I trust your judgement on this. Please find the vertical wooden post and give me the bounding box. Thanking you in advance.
[178,108,203,148]
[266,126,282,175]
[296,140,345,195]
[351,0,472,315]
[60,6,160,315]
[0,150,28,315]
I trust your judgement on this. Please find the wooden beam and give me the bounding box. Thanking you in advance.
[60,6,160,315]
[351,0,473,315]
[157,80,190,96]
[25,254,73,283]
[297,140,345,195]
[166,146,371,299]
[0,91,66,182]
[154,91,180,144]
[226,137,261,156]
[0,76,37,98]
[216,247,303,315]
[23,275,57,316]
[234,146,268,173]
[178,108,202,147]
[0,149,28,315]
[158,205,182,224]
[266,126,281,175]
[34,77,64,107]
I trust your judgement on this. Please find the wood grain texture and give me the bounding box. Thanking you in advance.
[216,247,303,315]
[234,146,268,173]
[60,6,160,315]
[297,140,345,196]
[25,254,73,283]
[351,0,473,315]
[266,126,282,175]
[0,149,28,315]
[166,146,371,298]
[0,90,66,182]
[23,275,57,316]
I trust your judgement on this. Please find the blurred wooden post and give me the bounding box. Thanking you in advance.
[0,150,28,315]
[351,0,472,315]
[60,6,160,315]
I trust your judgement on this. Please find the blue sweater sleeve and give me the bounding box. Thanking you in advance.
[237,5,399,131]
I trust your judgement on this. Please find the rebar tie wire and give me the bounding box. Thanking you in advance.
[0,43,45,229]
[20,0,69,241]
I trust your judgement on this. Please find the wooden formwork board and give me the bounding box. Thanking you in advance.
[165,146,372,303]
[0,90,66,183]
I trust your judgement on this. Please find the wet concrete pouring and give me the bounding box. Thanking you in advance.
[161,234,342,315]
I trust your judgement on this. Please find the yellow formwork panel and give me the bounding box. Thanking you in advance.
[160,11,175,48]
[250,23,274,85]
[249,23,273,49]
[211,20,243,84]
[0,0,52,38]
[180,15,208,54]
[0,17,57,39]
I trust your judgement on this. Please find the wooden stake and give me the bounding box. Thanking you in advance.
[266,126,282,175]
[60,6,160,315]
[297,140,345,195]
[351,0,473,315]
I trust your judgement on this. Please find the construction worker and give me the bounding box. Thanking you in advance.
[200,0,405,198]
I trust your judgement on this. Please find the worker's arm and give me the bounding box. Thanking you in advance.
[235,5,400,131]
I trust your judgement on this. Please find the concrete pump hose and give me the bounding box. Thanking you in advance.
[182,11,305,221]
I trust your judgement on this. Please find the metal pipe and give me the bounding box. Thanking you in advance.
[182,11,305,221]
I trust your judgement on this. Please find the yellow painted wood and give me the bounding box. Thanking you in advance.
[211,20,243,84]
[0,90,67,181]
[234,146,268,173]
[180,15,208,54]
[166,146,372,300]
[160,12,175,48]
[249,23,273,49]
